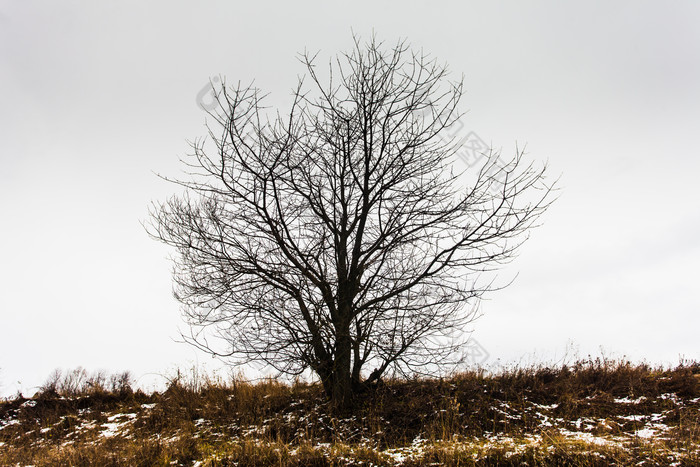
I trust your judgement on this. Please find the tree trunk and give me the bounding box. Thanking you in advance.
[330,320,353,413]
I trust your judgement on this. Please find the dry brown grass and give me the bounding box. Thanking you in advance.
[1,358,698,466]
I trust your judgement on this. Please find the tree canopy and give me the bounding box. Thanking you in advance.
[149,37,555,410]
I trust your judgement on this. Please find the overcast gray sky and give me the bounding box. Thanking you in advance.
[1,1,698,397]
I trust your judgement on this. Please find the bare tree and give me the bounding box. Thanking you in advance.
[149,37,555,410]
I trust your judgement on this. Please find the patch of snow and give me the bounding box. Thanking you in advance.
[241,425,266,437]
[379,435,429,463]
[384,449,408,463]
[99,413,137,438]
[107,412,136,422]
[101,422,123,438]
[492,405,521,420]
[636,428,656,438]
[536,412,553,427]
[21,400,37,408]
[75,420,97,433]
[531,402,559,410]
[649,412,668,422]
[636,422,671,439]
[558,429,623,448]
[0,418,20,430]
[618,414,643,422]
[572,417,598,431]
[614,396,647,404]
[598,419,615,430]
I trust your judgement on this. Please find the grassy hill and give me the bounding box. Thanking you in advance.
[1,359,699,466]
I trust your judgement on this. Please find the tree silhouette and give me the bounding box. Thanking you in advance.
[149,37,555,411]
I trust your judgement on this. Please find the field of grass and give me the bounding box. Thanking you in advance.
[1,358,699,466]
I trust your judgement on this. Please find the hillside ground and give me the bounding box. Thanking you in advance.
[1,359,699,466]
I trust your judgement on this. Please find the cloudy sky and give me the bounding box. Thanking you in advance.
[1,1,698,397]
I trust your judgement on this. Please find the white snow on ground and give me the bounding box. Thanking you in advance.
[650,412,666,422]
[492,401,522,420]
[636,422,671,439]
[101,423,122,438]
[572,417,598,431]
[613,412,672,439]
[618,414,643,422]
[557,429,625,448]
[383,435,428,463]
[2,389,696,463]
[636,428,657,438]
[101,412,137,438]
[531,402,559,410]
[0,418,19,429]
[614,396,647,404]
[537,412,553,427]
[107,413,137,422]
[74,419,97,434]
